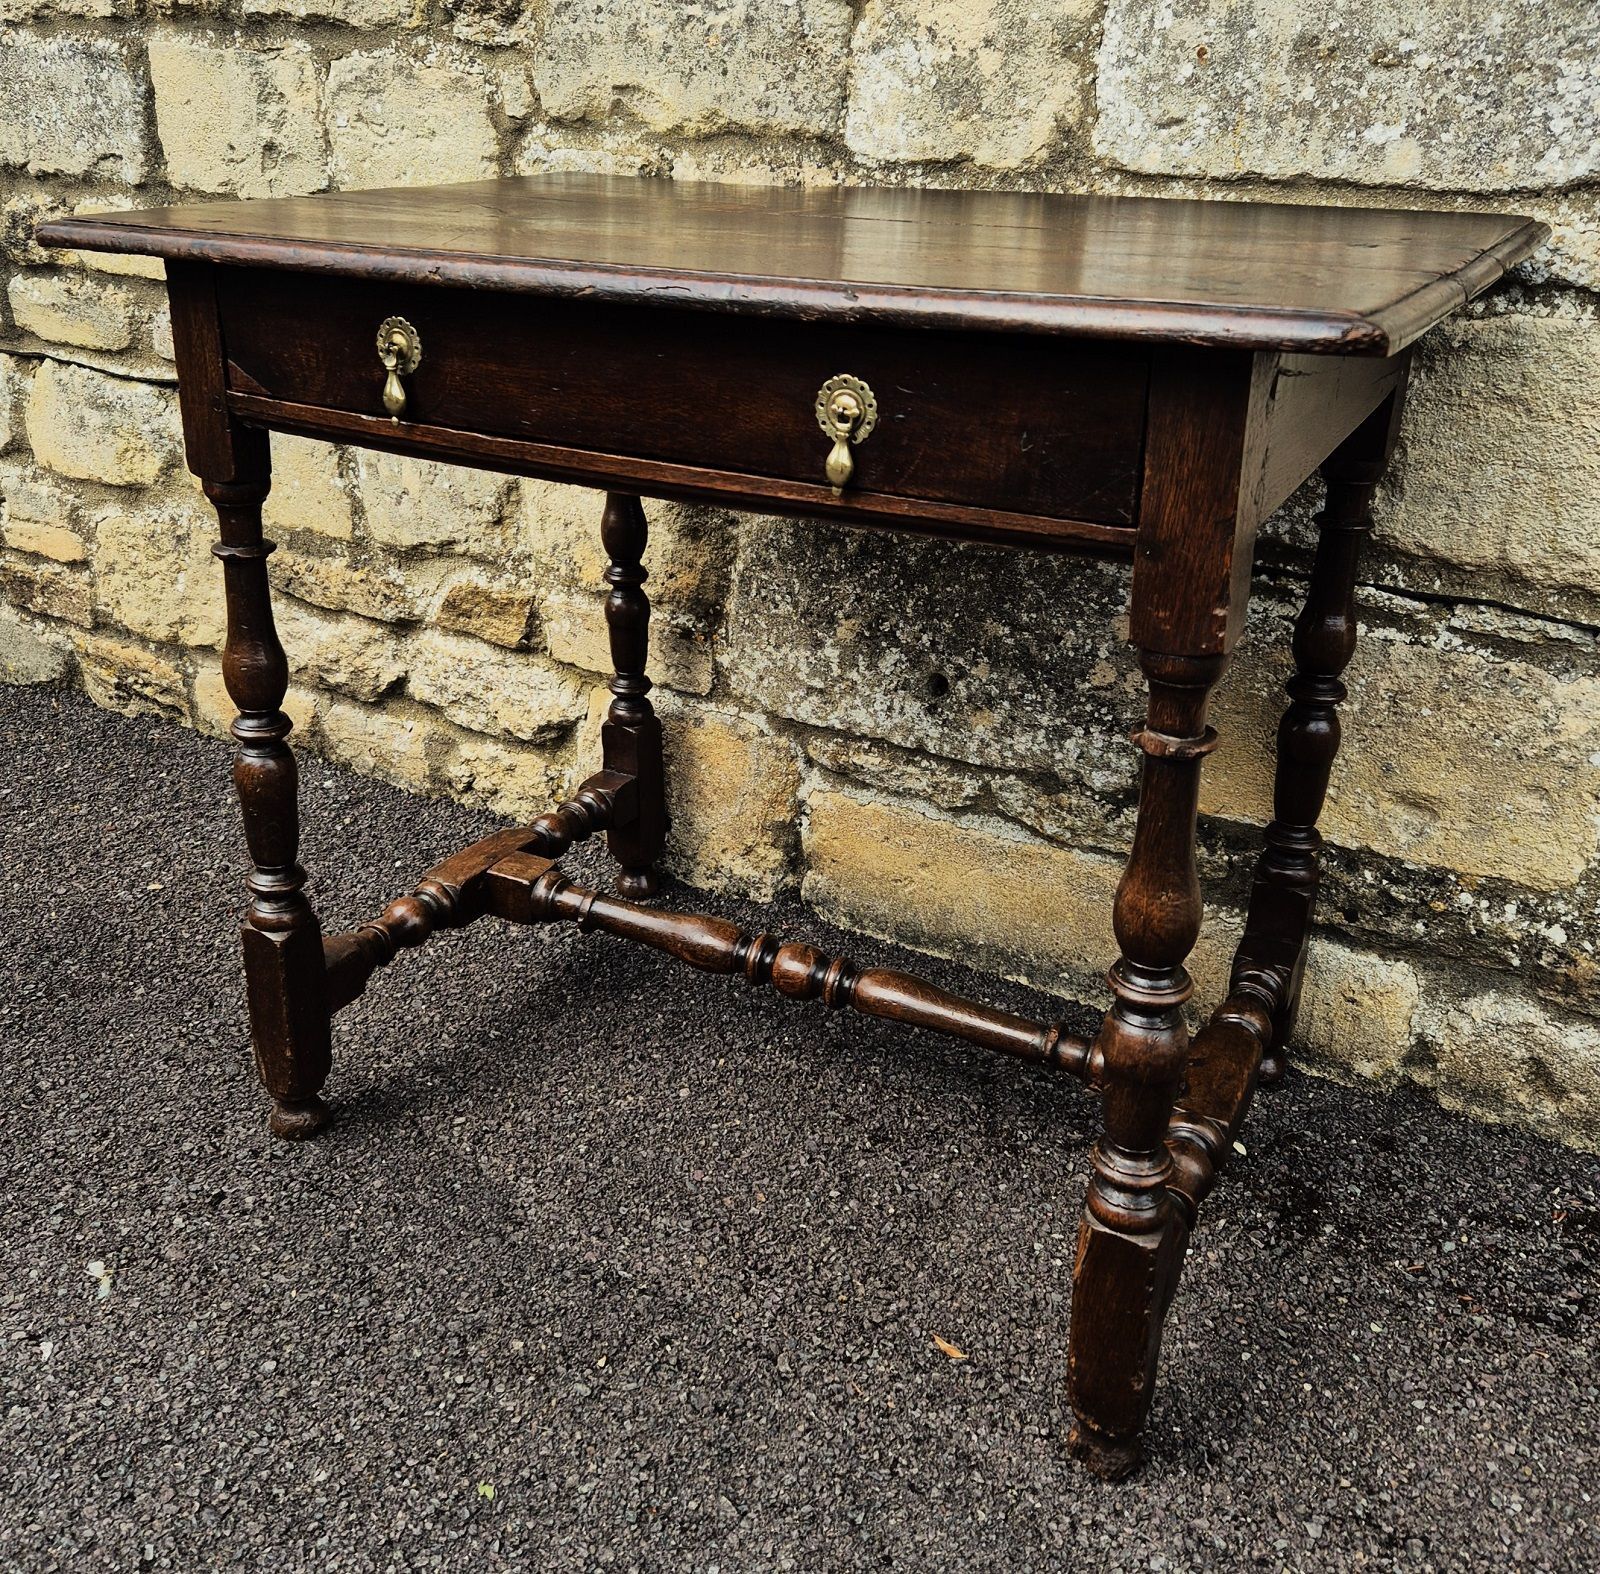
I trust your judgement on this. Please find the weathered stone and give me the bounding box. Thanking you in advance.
[1420,988,1600,1151]
[0,353,28,451]
[244,0,421,26]
[0,603,69,683]
[1204,628,1600,892]
[1380,315,1600,615]
[803,731,988,813]
[354,450,514,555]
[446,0,536,47]
[271,545,443,623]
[1294,938,1421,1082]
[150,307,175,364]
[26,362,182,488]
[1095,1,1600,193]
[846,0,1096,168]
[803,783,1122,995]
[0,466,88,562]
[325,51,499,188]
[534,0,853,137]
[92,507,225,647]
[0,0,129,19]
[541,587,713,695]
[8,271,136,352]
[274,596,404,702]
[150,34,326,198]
[0,476,87,563]
[431,571,536,648]
[191,657,319,742]
[71,632,188,719]
[524,481,734,611]
[407,627,587,741]
[726,516,1138,785]
[315,696,438,792]
[659,703,802,900]
[262,435,354,541]
[0,556,93,626]
[0,33,149,182]
[441,729,570,821]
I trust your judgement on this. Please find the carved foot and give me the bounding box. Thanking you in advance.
[1067,1422,1143,1481]
[617,865,659,899]
[268,1094,331,1140]
[1257,1050,1286,1087]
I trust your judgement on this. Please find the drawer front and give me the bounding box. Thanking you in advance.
[218,270,1146,529]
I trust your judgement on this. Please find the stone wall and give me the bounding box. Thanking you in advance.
[2,3,1598,1146]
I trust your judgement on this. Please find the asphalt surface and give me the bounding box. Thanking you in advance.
[1,681,1596,1572]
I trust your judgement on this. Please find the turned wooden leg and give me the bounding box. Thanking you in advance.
[1068,650,1224,1479]
[207,469,333,1140]
[1238,394,1403,1086]
[599,492,667,897]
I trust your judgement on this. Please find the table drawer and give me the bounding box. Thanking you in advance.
[217,269,1146,530]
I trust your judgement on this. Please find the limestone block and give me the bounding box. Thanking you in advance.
[149,34,327,198]
[1381,314,1600,613]
[522,480,735,611]
[244,0,422,26]
[660,703,803,900]
[0,603,69,683]
[271,545,443,623]
[846,0,1097,168]
[325,50,499,188]
[430,571,537,648]
[1294,938,1421,1082]
[0,33,149,182]
[26,362,182,488]
[354,449,514,555]
[1422,989,1600,1151]
[71,632,188,719]
[0,556,93,627]
[446,0,537,47]
[8,272,136,352]
[534,0,853,137]
[0,353,29,451]
[1095,1,1600,192]
[92,507,225,647]
[801,784,1122,994]
[407,627,587,741]
[725,516,1138,786]
[316,696,438,792]
[441,730,570,821]
[0,0,128,17]
[1203,629,1600,891]
[1,465,88,562]
[541,587,713,695]
[273,597,404,703]
[263,435,354,541]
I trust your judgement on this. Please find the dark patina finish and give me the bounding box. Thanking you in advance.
[40,175,1546,1476]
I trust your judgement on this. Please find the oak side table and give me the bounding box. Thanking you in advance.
[40,177,1545,1477]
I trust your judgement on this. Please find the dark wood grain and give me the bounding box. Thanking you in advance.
[482,851,1093,1076]
[167,266,334,1140]
[48,175,1509,1479]
[40,175,1545,354]
[1235,390,1407,1085]
[599,494,668,898]
[215,266,1147,529]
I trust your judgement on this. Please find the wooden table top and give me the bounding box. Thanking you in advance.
[42,175,1545,356]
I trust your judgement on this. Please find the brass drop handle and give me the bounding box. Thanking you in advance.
[815,374,877,495]
[376,316,422,420]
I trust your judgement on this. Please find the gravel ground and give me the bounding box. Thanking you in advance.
[1,681,1597,1573]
